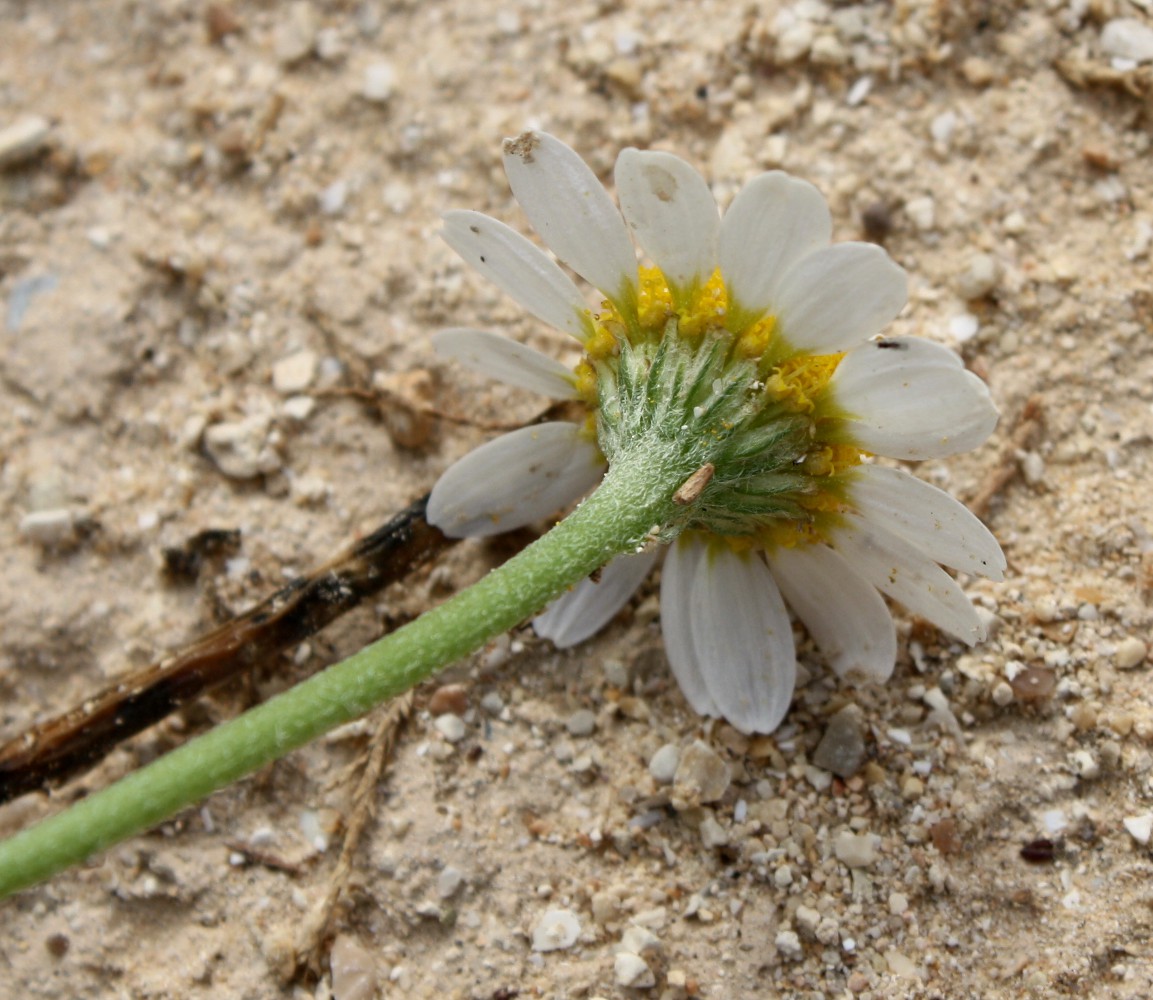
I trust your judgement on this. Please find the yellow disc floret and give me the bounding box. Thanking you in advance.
[764,352,844,414]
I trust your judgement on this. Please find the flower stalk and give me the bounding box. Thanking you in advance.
[0,434,702,899]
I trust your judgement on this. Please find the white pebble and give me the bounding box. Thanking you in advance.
[319,180,348,216]
[620,925,661,955]
[834,831,880,868]
[433,714,467,743]
[274,1,318,65]
[699,814,729,849]
[1123,813,1153,846]
[614,952,655,988]
[1114,636,1147,670]
[203,415,280,479]
[648,744,680,784]
[956,252,1002,300]
[19,508,76,547]
[773,865,793,888]
[672,740,730,805]
[1101,18,1153,64]
[1068,749,1100,780]
[362,61,396,103]
[565,709,597,737]
[905,195,936,231]
[0,114,52,170]
[888,892,909,916]
[329,934,377,1000]
[774,928,803,960]
[991,681,1015,707]
[948,312,979,342]
[437,866,464,899]
[776,21,815,62]
[272,350,318,394]
[795,905,820,937]
[531,908,581,952]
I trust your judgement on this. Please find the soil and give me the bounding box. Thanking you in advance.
[2,1,1152,998]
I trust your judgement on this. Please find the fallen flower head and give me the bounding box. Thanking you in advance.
[429,131,1004,734]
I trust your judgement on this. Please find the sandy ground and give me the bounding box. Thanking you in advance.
[2,0,1153,997]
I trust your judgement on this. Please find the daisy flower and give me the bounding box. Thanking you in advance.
[429,131,1003,734]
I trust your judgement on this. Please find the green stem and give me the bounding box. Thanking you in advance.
[0,444,693,900]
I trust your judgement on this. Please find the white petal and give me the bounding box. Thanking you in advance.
[427,423,604,538]
[832,336,999,459]
[534,548,659,648]
[768,543,896,682]
[848,465,1005,580]
[615,148,719,300]
[441,210,593,342]
[719,171,831,320]
[502,131,637,305]
[690,546,796,734]
[773,243,908,352]
[433,329,577,399]
[832,512,986,644]
[659,536,718,718]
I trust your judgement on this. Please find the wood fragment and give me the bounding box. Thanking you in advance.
[0,497,452,804]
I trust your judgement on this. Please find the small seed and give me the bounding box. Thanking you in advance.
[673,463,715,505]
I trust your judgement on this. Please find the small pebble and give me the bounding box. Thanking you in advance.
[1113,636,1147,670]
[812,706,867,778]
[614,952,655,988]
[834,831,880,868]
[329,934,377,1000]
[888,892,909,916]
[19,509,77,548]
[480,691,504,715]
[961,56,996,86]
[672,740,730,806]
[433,714,466,743]
[699,814,728,849]
[795,905,820,938]
[531,908,581,953]
[774,928,803,960]
[429,684,469,716]
[0,115,52,170]
[776,21,814,62]
[620,925,661,956]
[956,253,1002,300]
[648,744,680,785]
[272,350,318,394]
[991,680,1015,706]
[1101,18,1153,64]
[203,415,280,479]
[274,1,318,64]
[362,61,396,103]
[437,866,464,899]
[565,709,597,737]
[1068,749,1100,780]
[904,195,936,232]
[773,864,793,888]
[1123,813,1153,846]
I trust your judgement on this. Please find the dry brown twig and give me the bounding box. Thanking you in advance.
[964,394,1045,520]
[291,691,416,980]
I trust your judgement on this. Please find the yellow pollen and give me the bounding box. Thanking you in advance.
[572,359,598,404]
[734,314,776,358]
[765,352,845,413]
[801,443,862,477]
[584,319,619,361]
[637,267,674,330]
[678,269,728,338]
